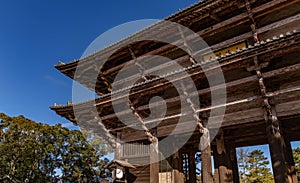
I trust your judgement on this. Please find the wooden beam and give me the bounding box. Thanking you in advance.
[100,33,300,108]
[104,58,300,124]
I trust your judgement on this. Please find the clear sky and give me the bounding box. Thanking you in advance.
[0,0,197,127]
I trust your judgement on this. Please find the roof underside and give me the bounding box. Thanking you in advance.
[55,0,287,95]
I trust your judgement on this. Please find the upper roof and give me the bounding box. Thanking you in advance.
[54,0,245,93]
[55,0,216,69]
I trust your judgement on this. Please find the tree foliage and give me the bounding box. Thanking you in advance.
[237,148,274,183]
[0,113,112,182]
[293,147,300,181]
[245,150,274,183]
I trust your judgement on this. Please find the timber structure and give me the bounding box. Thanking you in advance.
[51,0,300,182]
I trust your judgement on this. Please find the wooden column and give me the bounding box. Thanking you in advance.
[202,146,213,182]
[226,141,239,183]
[212,145,220,183]
[262,93,289,182]
[265,120,289,183]
[150,141,159,183]
[114,143,122,160]
[114,132,121,160]
[189,151,197,183]
[200,128,213,183]
[253,56,289,183]
[172,149,184,183]
[214,132,234,183]
[283,132,298,183]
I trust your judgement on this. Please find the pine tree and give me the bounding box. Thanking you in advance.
[293,147,300,181]
[246,150,274,183]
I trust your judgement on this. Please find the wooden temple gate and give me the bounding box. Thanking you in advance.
[52,0,300,182]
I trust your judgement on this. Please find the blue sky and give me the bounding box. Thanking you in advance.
[0,0,197,127]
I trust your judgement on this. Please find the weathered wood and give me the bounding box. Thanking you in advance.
[214,132,234,183]
[282,131,298,183]
[101,61,300,125]
[201,146,213,183]
[150,142,159,183]
[188,151,197,183]
[60,9,300,95]
[57,0,298,82]
[226,141,239,183]
[265,117,289,183]
[254,56,289,183]
[172,149,183,183]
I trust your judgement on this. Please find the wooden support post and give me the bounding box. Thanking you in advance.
[252,56,289,183]
[212,145,220,183]
[114,132,121,160]
[283,132,298,183]
[214,132,234,183]
[189,151,197,183]
[172,149,184,183]
[201,128,213,183]
[226,141,240,183]
[265,119,289,183]
[201,145,213,183]
[150,141,159,183]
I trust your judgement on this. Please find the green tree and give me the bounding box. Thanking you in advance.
[0,113,112,182]
[246,150,274,183]
[293,147,300,181]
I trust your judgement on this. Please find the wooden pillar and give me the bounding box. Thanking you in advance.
[212,145,220,183]
[226,141,239,183]
[172,149,184,183]
[114,132,122,160]
[264,107,289,183]
[200,128,213,183]
[214,132,234,183]
[252,56,289,183]
[283,132,298,183]
[150,141,159,183]
[266,126,289,183]
[114,143,121,160]
[189,151,197,183]
[202,146,213,182]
